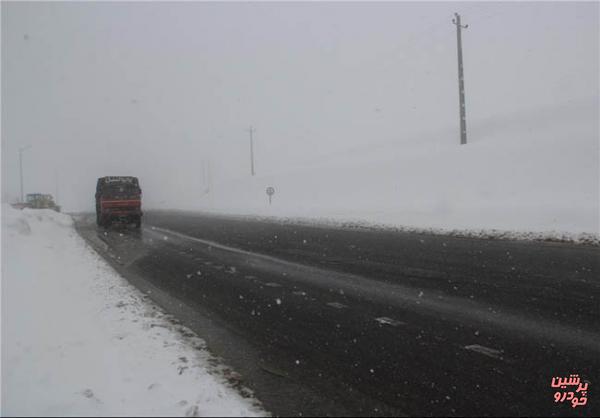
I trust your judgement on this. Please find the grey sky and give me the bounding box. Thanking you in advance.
[2,1,598,211]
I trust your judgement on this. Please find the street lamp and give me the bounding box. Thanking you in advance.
[19,145,31,203]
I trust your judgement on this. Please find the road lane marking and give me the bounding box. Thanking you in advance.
[326,302,347,309]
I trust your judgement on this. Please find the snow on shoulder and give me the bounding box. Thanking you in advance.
[1,205,266,417]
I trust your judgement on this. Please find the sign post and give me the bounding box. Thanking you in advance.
[266,187,275,205]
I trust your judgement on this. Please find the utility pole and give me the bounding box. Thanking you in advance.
[247,126,256,176]
[18,145,31,203]
[452,12,468,145]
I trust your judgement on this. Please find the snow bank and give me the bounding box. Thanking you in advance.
[1,205,266,417]
[198,101,599,242]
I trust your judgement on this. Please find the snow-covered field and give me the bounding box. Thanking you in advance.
[184,100,599,243]
[1,206,266,417]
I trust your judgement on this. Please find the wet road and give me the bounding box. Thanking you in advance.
[75,210,599,417]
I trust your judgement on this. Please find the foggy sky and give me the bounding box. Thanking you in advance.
[2,1,598,211]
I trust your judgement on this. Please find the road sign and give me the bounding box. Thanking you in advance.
[266,187,275,205]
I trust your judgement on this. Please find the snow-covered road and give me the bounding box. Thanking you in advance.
[1,206,266,417]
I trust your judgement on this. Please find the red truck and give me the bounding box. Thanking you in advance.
[95,176,142,228]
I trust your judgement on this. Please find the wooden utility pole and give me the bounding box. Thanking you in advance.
[452,13,468,145]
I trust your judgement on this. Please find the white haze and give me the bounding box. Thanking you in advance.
[2,1,598,214]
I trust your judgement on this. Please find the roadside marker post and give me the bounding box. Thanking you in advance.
[266,187,275,205]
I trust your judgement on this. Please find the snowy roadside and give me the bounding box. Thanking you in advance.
[234,214,600,246]
[1,205,266,417]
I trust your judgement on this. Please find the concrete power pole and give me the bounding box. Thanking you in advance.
[452,12,468,145]
[247,126,256,176]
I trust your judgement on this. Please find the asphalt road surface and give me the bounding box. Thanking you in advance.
[75,210,599,417]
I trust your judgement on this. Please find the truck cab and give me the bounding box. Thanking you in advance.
[95,176,142,228]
